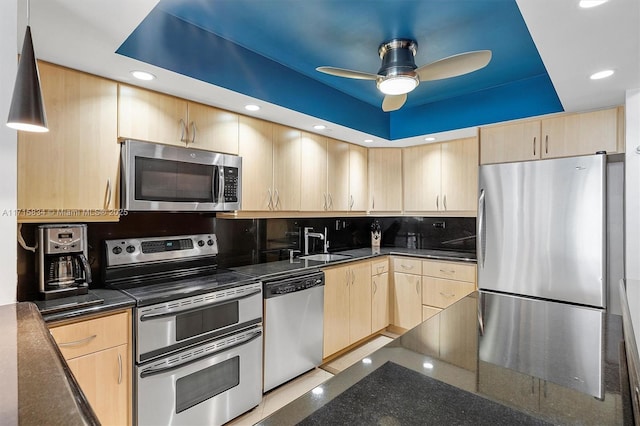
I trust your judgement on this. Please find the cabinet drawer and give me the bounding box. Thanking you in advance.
[422,277,475,309]
[422,305,442,321]
[423,260,476,283]
[50,311,130,360]
[371,259,389,276]
[393,257,422,275]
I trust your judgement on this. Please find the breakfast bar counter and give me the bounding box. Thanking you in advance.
[259,292,633,425]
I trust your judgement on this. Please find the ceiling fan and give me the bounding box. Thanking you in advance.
[316,39,492,112]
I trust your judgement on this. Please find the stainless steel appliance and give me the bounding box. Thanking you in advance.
[121,139,242,212]
[263,271,324,392]
[37,224,92,300]
[477,153,607,308]
[105,234,262,426]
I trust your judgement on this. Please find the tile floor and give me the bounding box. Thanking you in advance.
[227,335,393,426]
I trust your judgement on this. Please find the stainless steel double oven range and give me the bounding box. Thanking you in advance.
[105,234,262,426]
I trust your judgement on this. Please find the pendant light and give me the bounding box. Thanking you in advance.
[6,0,48,133]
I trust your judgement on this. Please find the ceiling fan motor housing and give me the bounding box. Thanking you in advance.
[377,39,418,77]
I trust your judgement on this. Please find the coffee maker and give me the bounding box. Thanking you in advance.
[38,224,92,300]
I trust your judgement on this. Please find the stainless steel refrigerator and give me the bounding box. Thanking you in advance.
[477,154,607,399]
[477,153,607,308]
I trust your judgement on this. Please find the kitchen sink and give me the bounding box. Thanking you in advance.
[300,253,351,262]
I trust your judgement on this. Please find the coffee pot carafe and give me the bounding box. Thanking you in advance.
[38,224,92,300]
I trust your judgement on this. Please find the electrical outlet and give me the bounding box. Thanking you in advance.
[433,221,446,229]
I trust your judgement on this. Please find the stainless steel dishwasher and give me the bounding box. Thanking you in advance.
[263,270,325,392]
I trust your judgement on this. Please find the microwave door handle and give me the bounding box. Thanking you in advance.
[218,166,225,203]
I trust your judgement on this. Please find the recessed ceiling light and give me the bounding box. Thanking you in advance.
[313,124,326,130]
[579,0,609,8]
[131,70,156,81]
[424,137,436,142]
[590,69,615,80]
[244,104,260,111]
[364,139,374,143]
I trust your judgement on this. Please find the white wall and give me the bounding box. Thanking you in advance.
[626,89,640,281]
[0,1,18,305]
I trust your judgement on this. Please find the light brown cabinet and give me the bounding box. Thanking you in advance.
[422,259,476,318]
[480,107,624,164]
[118,85,239,154]
[49,310,132,426]
[322,260,372,358]
[17,62,120,223]
[368,148,403,213]
[327,138,350,211]
[391,257,423,330]
[403,137,478,213]
[348,144,369,211]
[238,119,301,211]
[300,132,328,211]
[371,259,389,332]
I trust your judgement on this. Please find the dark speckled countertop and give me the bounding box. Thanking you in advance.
[259,292,633,425]
[231,247,476,279]
[0,302,99,425]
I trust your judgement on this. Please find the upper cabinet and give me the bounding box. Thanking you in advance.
[349,144,369,212]
[300,133,328,211]
[238,118,301,211]
[118,85,239,154]
[480,107,624,164]
[326,138,350,212]
[368,148,403,213]
[403,137,478,214]
[17,62,120,222]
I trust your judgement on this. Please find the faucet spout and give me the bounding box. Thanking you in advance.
[303,227,329,255]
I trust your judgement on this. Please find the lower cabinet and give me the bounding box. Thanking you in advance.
[323,261,372,358]
[391,257,423,330]
[422,259,476,321]
[371,259,389,332]
[49,310,132,426]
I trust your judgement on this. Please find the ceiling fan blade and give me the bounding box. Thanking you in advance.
[382,94,407,112]
[316,66,379,80]
[417,50,492,81]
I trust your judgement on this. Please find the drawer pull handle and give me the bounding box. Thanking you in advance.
[439,268,455,274]
[439,292,456,299]
[401,264,414,270]
[377,266,385,274]
[118,353,123,385]
[58,334,97,347]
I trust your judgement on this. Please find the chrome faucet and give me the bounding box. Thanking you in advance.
[303,227,328,255]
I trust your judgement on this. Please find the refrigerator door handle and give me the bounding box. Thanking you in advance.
[478,189,486,269]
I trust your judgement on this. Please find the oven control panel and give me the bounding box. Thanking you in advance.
[105,234,218,267]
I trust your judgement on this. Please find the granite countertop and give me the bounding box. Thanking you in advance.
[0,302,99,425]
[35,288,136,323]
[232,247,476,279]
[259,292,632,425]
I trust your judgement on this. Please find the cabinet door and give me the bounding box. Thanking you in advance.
[66,344,130,426]
[368,148,403,212]
[541,108,619,159]
[392,272,422,330]
[327,138,350,211]
[323,266,351,357]
[480,120,540,164]
[17,62,119,220]
[272,125,301,211]
[238,116,273,210]
[349,262,372,343]
[349,144,368,211]
[440,137,479,212]
[186,102,239,154]
[118,84,187,146]
[372,272,389,331]
[300,132,328,211]
[403,143,441,212]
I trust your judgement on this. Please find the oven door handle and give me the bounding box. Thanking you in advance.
[139,289,262,322]
[139,329,262,379]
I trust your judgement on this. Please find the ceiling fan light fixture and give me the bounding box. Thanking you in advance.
[378,75,418,95]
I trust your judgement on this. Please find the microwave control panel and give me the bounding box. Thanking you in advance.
[223,167,239,202]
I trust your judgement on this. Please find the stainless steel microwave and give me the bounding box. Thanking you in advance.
[121,140,242,211]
